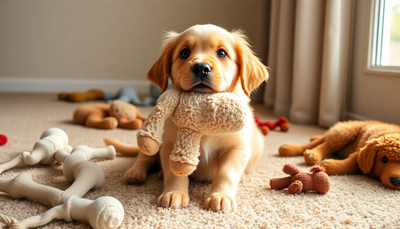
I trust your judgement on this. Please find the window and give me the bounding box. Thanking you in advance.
[368,0,400,74]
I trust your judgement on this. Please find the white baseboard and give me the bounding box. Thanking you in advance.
[0,78,152,95]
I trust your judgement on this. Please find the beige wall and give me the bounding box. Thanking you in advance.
[0,0,264,81]
[348,0,400,125]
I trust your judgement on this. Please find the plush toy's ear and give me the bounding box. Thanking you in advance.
[358,140,379,174]
[232,30,269,96]
[147,32,178,92]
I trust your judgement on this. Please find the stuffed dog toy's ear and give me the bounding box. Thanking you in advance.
[232,30,269,96]
[147,32,178,92]
[358,139,379,174]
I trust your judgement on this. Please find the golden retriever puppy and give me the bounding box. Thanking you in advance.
[127,24,268,212]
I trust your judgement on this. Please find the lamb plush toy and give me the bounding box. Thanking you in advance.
[137,88,249,176]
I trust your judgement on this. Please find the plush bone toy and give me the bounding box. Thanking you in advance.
[0,129,124,229]
[137,88,248,176]
[0,174,124,229]
[270,163,330,194]
[0,127,72,174]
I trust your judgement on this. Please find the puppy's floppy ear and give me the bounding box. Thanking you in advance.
[147,31,178,92]
[358,139,379,174]
[232,30,269,96]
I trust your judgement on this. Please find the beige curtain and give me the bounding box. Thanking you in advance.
[264,0,354,127]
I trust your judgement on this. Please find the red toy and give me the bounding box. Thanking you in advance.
[254,116,290,135]
[270,163,330,194]
[0,134,7,146]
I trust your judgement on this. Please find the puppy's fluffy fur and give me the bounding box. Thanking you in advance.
[125,24,268,212]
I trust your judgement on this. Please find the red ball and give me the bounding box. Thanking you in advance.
[0,134,7,146]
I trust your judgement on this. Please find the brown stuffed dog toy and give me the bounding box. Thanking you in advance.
[270,163,330,194]
[73,101,146,129]
[279,120,400,190]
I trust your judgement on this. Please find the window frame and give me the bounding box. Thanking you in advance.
[366,0,400,76]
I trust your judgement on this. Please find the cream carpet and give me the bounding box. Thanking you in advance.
[0,93,399,229]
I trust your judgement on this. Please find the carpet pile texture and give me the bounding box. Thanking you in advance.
[0,93,399,228]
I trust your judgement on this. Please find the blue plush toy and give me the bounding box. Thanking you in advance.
[104,84,171,106]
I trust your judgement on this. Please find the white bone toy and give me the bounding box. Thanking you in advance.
[0,173,124,229]
[0,127,73,174]
[0,144,122,228]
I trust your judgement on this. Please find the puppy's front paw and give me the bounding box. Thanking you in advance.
[124,167,147,184]
[157,191,189,209]
[204,193,237,212]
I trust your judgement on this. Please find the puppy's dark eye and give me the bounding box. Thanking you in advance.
[180,49,190,59]
[217,49,228,58]
[382,156,388,163]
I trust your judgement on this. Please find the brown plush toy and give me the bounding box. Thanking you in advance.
[73,101,146,129]
[270,163,330,194]
[58,89,104,102]
[278,120,400,190]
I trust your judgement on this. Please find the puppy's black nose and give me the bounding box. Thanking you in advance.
[192,63,211,78]
[390,177,400,186]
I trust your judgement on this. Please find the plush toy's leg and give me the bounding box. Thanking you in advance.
[270,177,292,190]
[157,138,190,209]
[124,152,160,184]
[118,118,143,130]
[320,151,361,175]
[169,128,202,176]
[304,121,368,165]
[104,138,141,156]
[279,137,324,157]
[85,111,118,129]
[288,180,303,194]
[73,105,118,129]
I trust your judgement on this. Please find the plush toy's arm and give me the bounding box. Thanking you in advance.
[269,177,292,190]
[137,89,181,155]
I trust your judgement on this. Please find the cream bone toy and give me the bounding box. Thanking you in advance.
[137,88,249,176]
[0,143,123,228]
[0,127,73,174]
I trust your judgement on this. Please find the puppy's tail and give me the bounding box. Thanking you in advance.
[104,138,141,156]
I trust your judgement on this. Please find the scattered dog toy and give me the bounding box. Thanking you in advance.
[270,163,330,194]
[137,88,249,176]
[0,127,72,174]
[0,127,123,228]
[254,116,289,135]
[0,174,124,229]
[58,89,104,102]
[0,134,7,146]
[278,120,400,190]
[104,86,143,105]
[73,101,147,130]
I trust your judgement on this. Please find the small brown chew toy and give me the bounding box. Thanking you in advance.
[254,116,290,135]
[73,101,147,129]
[270,163,330,194]
[58,89,104,102]
[137,88,249,176]
[278,120,400,190]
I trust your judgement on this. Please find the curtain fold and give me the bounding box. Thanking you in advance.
[264,0,354,128]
